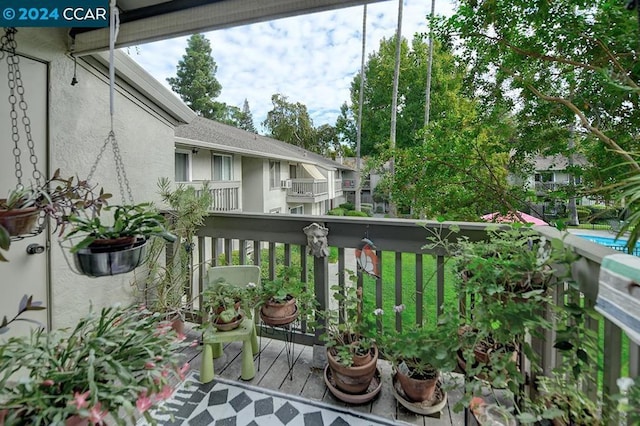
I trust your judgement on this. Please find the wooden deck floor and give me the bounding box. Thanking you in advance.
[177,327,466,426]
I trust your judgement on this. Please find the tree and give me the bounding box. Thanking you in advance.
[167,34,224,120]
[338,34,464,156]
[262,94,317,151]
[434,0,640,191]
[236,99,257,133]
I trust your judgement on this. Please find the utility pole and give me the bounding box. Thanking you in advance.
[355,4,367,212]
[424,0,436,126]
[388,0,404,217]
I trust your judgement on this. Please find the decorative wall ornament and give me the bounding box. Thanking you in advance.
[303,223,329,258]
[356,238,380,278]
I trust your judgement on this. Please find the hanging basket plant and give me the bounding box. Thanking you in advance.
[59,203,176,277]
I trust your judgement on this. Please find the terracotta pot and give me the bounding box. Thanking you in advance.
[395,368,439,402]
[260,297,297,324]
[213,311,244,331]
[326,344,378,394]
[0,207,39,236]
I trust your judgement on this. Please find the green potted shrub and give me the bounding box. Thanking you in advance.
[253,266,317,327]
[63,203,176,277]
[202,278,253,331]
[453,226,574,413]
[378,312,460,404]
[319,273,381,402]
[133,179,213,335]
[0,305,190,425]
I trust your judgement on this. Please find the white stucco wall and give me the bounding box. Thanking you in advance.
[242,157,265,212]
[12,28,181,329]
[263,160,289,213]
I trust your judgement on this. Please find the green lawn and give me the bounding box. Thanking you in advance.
[359,252,458,332]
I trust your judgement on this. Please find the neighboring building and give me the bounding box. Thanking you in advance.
[174,117,351,215]
[527,154,588,196]
[339,157,388,214]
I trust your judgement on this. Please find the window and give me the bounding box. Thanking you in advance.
[289,164,297,179]
[175,150,191,182]
[289,205,303,214]
[269,161,281,189]
[212,154,232,181]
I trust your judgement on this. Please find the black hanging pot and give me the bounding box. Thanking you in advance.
[71,238,148,277]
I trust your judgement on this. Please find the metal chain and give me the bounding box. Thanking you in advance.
[3,28,42,189]
[85,3,134,206]
[87,131,133,204]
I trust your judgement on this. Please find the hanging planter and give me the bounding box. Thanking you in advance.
[59,204,176,278]
[65,237,148,278]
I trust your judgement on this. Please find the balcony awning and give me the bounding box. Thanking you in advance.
[301,163,325,180]
[71,0,390,55]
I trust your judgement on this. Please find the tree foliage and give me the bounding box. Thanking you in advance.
[338,34,464,156]
[236,99,257,133]
[167,34,224,119]
[434,0,640,190]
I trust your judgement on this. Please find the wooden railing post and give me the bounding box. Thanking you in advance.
[303,222,330,368]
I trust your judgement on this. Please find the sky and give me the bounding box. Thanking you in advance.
[131,0,455,133]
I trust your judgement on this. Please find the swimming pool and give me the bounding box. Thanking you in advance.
[576,234,640,256]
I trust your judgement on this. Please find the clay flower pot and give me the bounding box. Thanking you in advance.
[326,344,378,394]
[260,297,298,326]
[0,207,39,236]
[395,368,439,402]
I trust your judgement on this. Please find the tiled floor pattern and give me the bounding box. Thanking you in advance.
[142,372,403,426]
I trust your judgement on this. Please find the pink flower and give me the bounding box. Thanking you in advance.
[155,355,163,361]
[69,390,90,409]
[138,304,147,311]
[190,339,199,348]
[41,379,55,387]
[144,361,156,370]
[175,332,186,342]
[87,402,108,424]
[155,385,174,401]
[178,362,190,380]
[136,391,153,413]
[154,322,172,336]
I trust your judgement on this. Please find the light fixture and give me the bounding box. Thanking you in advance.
[192,148,199,154]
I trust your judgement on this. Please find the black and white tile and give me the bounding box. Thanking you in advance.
[140,372,401,426]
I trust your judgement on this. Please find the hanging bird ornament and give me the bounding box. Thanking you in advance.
[356,237,380,278]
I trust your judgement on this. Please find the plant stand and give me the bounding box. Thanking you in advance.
[258,317,299,380]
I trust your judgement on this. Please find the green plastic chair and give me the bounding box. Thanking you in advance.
[200,265,260,383]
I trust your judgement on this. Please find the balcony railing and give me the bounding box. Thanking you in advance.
[184,212,639,418]
[287,179,328,198]
[534,181,569,192]
[188,180,241,211]
[334,179,343,194]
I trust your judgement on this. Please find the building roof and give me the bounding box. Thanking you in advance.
[534,154,588,171]
[175,117,352,171]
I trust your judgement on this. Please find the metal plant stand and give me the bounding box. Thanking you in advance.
[258,319,299,381]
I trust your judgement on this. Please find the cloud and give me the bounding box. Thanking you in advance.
[131,0,455,132]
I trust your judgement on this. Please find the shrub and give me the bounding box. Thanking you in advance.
[345,210,369,217]
[361,206,373,216]
[327,208,346,216]
[339,202,354,211]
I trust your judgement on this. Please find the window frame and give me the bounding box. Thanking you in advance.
[212,153,233,181]
[174,148,192,183]
[269,160,281,189]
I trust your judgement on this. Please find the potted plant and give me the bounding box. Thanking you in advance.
[320,274,381,402]
[62,203,177,277]
[202,278,252,331]
[133,179,214,335]
[0,305,190,425]
[453,226,575,414]
[253,266,317,327]
[0,169,110,239]
[378,313,460,404]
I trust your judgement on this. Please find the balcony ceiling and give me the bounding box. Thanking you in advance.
[71,0,389,55]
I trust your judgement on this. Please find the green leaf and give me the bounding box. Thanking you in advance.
[554,340,573,351]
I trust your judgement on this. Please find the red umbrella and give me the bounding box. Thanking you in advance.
[481,211,548,226]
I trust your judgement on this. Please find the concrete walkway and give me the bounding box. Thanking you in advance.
[327,248,357,311]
